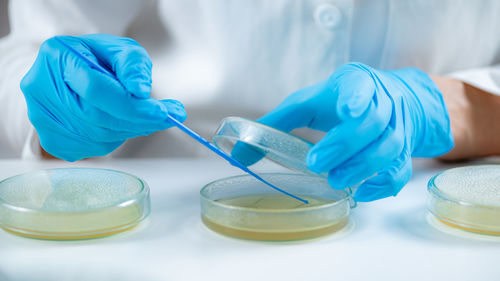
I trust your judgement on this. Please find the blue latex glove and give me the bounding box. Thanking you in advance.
[257,62,454,202]
[20,34,186,161]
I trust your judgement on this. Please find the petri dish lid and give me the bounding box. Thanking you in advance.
[0,168,150,240]
[427,165,500,235]
[212,116,315,175]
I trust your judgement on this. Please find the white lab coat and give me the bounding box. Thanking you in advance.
[0,0,499,159]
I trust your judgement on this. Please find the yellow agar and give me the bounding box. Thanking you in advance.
[0,203,145,240]
[202,194,348,241]
[431,199,500,236]
[436,217,500,236]
[216,193,330,209]
[202,216,347,241]
[432,200,500,235]
[1,223,138,240]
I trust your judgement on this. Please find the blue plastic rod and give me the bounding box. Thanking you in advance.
[54,36,309,204]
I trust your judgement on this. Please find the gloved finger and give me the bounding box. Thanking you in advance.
[73,104,168,142]
[353,149,412,202]
[159,99,187,124]
[25,97,138,145]
[330,62,378,120]
[230,141,266,167]
[82,99,186,142]
[327,103,405,189]
[307,94,392,174]
[61,35,153,98]
[69,97,183,134]
[63,59,168,123]
[75,123,154,143]
[35,119,125,162]
[257,80,335,132]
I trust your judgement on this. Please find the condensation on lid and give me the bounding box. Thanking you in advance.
[433,165,500,206]
[213,116,315,175]
[0,169,144,212]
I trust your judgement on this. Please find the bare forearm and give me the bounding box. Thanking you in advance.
[431,75,500,160]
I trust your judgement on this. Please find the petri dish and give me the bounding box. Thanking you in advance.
[0,168,150,240]
[201,173,353,241]
[427,165,500,235]
[213,116,315,175]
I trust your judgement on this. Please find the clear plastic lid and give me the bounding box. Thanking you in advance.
[213,117,316,175]
[212,117,357,200]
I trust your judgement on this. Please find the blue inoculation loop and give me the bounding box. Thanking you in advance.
[166,117,309,204]
[54,36,309,205]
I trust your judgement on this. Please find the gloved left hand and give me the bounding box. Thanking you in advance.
[20,34,186,161]
[255,62,454,202]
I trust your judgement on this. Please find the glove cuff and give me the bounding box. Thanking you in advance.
[390,68,454,157]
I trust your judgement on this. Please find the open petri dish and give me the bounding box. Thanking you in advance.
[427,165,500,235]
[0,168,150,240]
[205,117,356,240]
[201,173,353,241]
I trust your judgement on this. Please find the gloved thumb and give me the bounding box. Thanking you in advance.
[231,82,329,167]
[257,80,331,132]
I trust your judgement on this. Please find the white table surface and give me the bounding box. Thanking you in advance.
[0,157,499,281]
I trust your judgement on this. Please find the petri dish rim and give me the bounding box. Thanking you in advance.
[213,117,315,173]
[427,168,500,211]
[0,168,149,215]
[218,116,314,148]
[212,134,310,172]
[200,173,350,214]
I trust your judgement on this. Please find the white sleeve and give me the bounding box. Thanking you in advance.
[0,0,145,159]
[448,64,500,96]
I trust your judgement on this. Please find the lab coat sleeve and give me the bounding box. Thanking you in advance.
[0,0,144,159]
[448,64,500,96]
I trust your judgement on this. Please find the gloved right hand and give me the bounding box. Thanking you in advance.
[245,63,454,202]
[20,34,186,161]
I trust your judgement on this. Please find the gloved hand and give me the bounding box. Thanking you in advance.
[257,62,454,202]
[20,34,186,161]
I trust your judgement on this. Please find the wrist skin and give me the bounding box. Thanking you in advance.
[41,146,56,159]
[431,75,500,160]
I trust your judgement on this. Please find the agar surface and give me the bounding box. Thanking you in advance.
[203,193,346,241]
[436,166,500,206]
